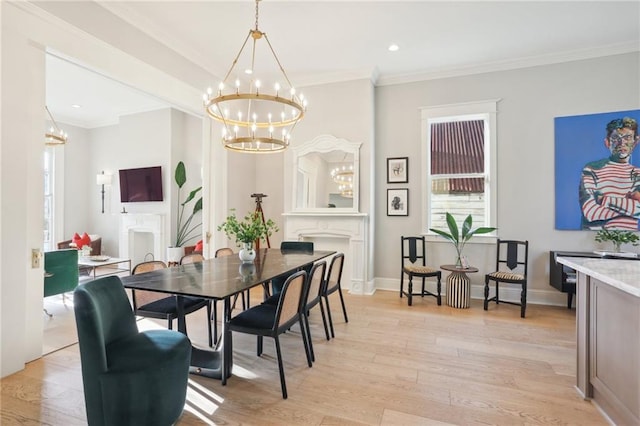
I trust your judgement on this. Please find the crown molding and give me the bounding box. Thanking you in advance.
[376,41,640,87]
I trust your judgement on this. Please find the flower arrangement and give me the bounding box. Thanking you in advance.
[217,209,278,247]
[429,212,496,267]
[594,229,639,253]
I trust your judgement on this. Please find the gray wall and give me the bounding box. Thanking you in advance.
[375,52,640,302]
[59,108,202,258]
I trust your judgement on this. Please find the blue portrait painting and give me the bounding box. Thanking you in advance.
[555,109,640,230]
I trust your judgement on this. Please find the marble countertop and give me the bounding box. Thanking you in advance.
[557,256,640,297]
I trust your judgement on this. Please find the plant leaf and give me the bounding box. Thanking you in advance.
[175,161,186,189]
[461,215,473,242]
[191,197,203,215]
[445,213,460,244]
[430,228,457,244]
[182,187,202,206]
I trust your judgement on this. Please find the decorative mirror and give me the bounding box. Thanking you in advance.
[292,134,361,212]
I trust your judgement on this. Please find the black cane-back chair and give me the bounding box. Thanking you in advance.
[227,270,312,399]
[322,253,348,338]
[131,260,214,346]
[484,239,529,318]
[301,261,330,358]
[400,236,442,306]
[268,241,315,296]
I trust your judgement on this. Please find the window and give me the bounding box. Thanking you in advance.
[421,100,498,237]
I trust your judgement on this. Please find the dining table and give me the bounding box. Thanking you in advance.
[120,248,335,384]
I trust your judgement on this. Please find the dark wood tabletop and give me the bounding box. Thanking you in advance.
[121,248,336,300]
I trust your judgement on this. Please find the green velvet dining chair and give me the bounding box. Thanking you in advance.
[74,275,192,426]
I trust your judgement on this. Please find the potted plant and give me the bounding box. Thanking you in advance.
[167,161,202,263]
[218,209,278,262]
[594,229,639,253]
[429,212,496,268]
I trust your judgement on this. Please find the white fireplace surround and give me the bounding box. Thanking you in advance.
[283,212,370,295]
[119,214,165,263]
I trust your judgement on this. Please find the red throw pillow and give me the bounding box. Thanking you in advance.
[72,232,91,249]
[71,232,82,248]
[194,240,203,252]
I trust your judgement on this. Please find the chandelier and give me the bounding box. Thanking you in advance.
[331,164,354,198]
[45,106,68,146]
[202,0,306,154]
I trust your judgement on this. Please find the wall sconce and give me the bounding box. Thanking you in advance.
[96,171,112,214]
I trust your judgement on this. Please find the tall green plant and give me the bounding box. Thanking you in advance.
[429,213,496,267]
[173,161,202,247]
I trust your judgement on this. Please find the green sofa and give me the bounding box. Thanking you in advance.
[44,249,79,297]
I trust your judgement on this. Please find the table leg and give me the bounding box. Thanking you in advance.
[446,272,471,309]
[174,295,225,380]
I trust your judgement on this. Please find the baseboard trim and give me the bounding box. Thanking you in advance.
[373,277,572,307]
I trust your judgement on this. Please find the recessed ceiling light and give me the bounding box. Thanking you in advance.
[388,44,399,52]
[71,104,82,108]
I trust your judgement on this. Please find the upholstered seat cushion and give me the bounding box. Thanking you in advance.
[487,271,524,281]
[138,296,207,314]
[262,293,280,306]
[403,265,439,274]
[228,304,276,331]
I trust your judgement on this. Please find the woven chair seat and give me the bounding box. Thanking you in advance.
[404,265,438,274]
[488,271,524,281]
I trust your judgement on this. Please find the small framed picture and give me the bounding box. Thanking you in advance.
[387,157,408,183]
[387,188,409,216]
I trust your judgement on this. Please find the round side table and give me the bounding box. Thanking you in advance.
[440,264,479,309]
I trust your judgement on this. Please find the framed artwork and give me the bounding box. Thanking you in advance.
[387,188,409,216]
[554,109,640,230]
[387,157,408,183]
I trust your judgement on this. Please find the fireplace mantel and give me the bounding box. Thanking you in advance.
[119,214,165,266]
[283,212,371,294]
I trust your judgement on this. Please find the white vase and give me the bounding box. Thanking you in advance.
[239,262,256,281]
[238,243,256,263]
[167,246,185,263]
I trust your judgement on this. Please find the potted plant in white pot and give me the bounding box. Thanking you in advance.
[167,161,202,263]
[594,229,639,253]
[218,209,278,262]
[429,212,496,268]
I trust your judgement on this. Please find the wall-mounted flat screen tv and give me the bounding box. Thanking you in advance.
[119,166,163,202]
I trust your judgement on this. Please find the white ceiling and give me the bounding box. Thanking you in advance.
[46,1,640,129]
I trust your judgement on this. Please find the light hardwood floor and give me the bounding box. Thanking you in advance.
[2,290,607,425]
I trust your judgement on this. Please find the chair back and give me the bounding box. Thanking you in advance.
[215,247,234,257]
[280,241,314,253]
[401,236,426,267]
[275,270,307,331]
[74,276,138,425]
[305,261,327,309]
[494,239,529,277]
[324,253,345,294]
[180,253,205,264]
[131,261,167,308]
[132,260,167,274]
[44,249,80,297]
